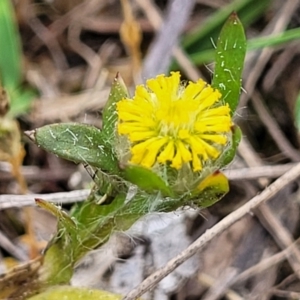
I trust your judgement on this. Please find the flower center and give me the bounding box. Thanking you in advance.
[156,97,197,137]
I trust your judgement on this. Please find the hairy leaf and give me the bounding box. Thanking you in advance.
[212,13,246,113]
[27,123,119,173]
[123,165,173,197]
[102,73,128,142]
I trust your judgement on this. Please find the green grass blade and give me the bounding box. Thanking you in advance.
[0,0,36,117]
[248,27,300,50]
[8,87,36,117]
[190,27,300,65]
[0,0,22,90]
[170,0,270,71]
[182,0,250,49]
[181,0,270,52]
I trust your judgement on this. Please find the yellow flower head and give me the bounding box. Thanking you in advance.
[116,72,232,172]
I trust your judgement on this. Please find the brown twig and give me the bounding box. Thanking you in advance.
[135,0,201,81]
[67,22,101,78]
[0,190,90,210]
[263,43,300,91]
[198,273,243,300]
[233,242,298,285]
[269,289,300,298]
[251,90,300,161]
[254,204,300,279]
[28,16,68,70]
[238,136,300,282]
[30,0,105,52]
[224,163,298,180]
[239,0,300,109]
[30,88,110,123]
[1,163,299,210]
[0,230,28,262]
[123,163,300,300]
[201,268,239,300]
[237,138,269,186]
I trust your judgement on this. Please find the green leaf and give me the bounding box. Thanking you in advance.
[170,0,269,70]
[102,73,129,141]
[219,125,242,167]
[27,123,119,173]
[182,0,250,51]
[28,286,122,300]
[212,13,246,114]
[0,1,36,117]
[182,26,300,66]
[8,87,36,117]
[35,198,77,232]
[0,0,22,90]
[123,165,173,197]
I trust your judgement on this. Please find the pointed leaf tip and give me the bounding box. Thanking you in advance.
[33,123,119,172]
[35,198,77,228]
[230,11,238,18]
[24,130,36,142]
[102,73,129,141]
[35,198,41,204]
[114,72,127,90]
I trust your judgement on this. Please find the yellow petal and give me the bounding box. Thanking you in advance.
[191,149,202,171]
[140,137,168,168]
[157,140,175,163]
[177,140,192,163]
[171,149,182,169]
[200,134,227,145]
[116,72,232,172]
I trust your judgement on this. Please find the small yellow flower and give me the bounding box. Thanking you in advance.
[116,72,231,171]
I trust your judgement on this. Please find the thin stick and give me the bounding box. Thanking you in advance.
[251,90,300,161]
[224,163,297,180]
[0,164,298,210]
[0,189,90,210]
[239,0,299,108]
[135,0,201,81]
[233,239,300,285]
[0,230,28,262]
[123,163,300,300]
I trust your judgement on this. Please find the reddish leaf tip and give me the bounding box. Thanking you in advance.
[213,170,221,176]
[24,130,36,142]
[228,11,241,23]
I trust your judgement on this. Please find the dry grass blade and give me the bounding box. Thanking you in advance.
[137,0,200,80]
[198,273,243,300]
[251,90,300,161]
[254,204,300,279]
[0,189,90,210]
[224,163,298,180]
[240,0,300,108]
[0,163,298,210]
[123,162,300,300]
[0,230,27,262]
[233,239,300,285]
